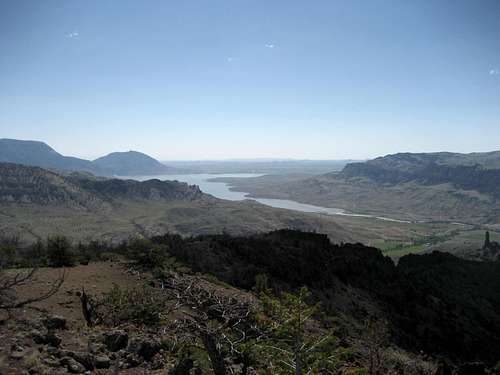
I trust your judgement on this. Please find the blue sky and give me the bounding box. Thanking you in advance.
[0,0,499,160]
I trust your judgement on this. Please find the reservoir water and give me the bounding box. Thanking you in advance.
[126,173,410,223]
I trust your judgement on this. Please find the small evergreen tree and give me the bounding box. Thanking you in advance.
[47,236,74,267]
[27,239,46,266]
[485,231,491,248]
[256,287,350,374]
[0,234,19,267]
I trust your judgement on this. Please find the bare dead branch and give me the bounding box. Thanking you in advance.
[0,268,65,310]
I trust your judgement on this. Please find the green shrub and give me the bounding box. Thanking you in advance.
[96,285,166,326]
[127,238,168,269]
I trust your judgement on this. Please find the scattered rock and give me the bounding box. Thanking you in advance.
[103,330,128,352]
[87,341,105,354]
[42,357,60,367]
[10,349,27,360]
[125,353,142,368]
[31,329,62,347]
[69,351,95,371]
[43,315,67,330]
[45,332,62,347]
[31,330,45,344]
[46,346,60,357]
[60,356,86,374]
[11,343,25,352]
[150,353,166,370]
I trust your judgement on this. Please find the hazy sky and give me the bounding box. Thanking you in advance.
[1,0,499,160]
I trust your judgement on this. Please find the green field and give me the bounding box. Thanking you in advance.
[374,240,427,257]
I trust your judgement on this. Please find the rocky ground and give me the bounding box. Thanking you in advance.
[0,262,256,374]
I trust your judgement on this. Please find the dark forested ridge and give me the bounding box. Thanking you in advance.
[150,229,500,365]
[2,226,500,373]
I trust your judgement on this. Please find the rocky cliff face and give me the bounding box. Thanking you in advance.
[0,163,106,210]
[0,163,204,209]
[341,153,500,198]
[74,178,203,201]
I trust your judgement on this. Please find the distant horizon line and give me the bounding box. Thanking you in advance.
[2,138,500,163]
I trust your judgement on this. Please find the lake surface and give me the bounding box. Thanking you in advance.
[127,173,262,201]
[126,173,410,223]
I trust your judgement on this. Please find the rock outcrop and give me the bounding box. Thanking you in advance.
[0,162,203,209]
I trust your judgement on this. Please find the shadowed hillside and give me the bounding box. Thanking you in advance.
[149,229,500,365]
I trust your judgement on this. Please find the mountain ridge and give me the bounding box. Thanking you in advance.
[0,162,201,209]
[93,150,175,176]
[215,150,500,224]
[340,152,500,198]
[0,138,177,176]
[0,162,355,244]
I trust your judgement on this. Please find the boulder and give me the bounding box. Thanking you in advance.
[46,346,61,357]
[43,315,67,330]
[69,351,95,371]
[31,329,62,347]
[60,356,86,374]
[94,355,111,369]
[45,331,62,347]
[103,330,128,352]
[126,336,161,361]
[31,329,45,344]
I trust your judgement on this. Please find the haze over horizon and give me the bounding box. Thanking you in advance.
[1,0,499,160]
